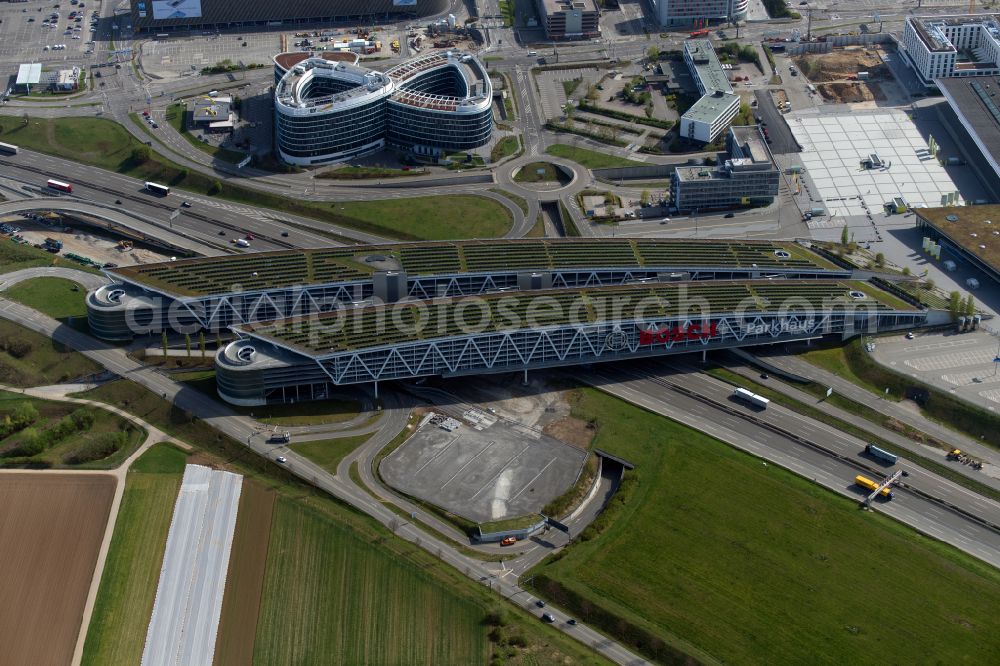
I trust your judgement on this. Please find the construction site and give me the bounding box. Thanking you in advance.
[792,47,890,104]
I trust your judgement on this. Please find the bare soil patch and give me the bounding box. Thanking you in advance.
[817,82,875,104]
[0,473,115,666]
[543,415,596,449]
[793,47,884,82]
[213,479,276,666]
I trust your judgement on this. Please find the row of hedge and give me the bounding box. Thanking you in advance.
[576,102,674,130]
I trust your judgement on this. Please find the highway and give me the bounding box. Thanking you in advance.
[577,363,1000,568]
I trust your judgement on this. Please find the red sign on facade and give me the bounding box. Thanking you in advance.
[639,322,718,345]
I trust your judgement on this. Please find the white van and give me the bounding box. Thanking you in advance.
[527,51,537,56]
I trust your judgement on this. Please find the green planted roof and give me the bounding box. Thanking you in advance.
[111,239,838,297]
[239,279,914,356]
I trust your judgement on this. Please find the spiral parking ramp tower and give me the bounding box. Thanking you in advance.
[274,50,493,165]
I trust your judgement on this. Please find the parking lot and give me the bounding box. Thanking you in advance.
[873,329,1000,412]
[0,0,104,68]
[380,408,588,524]
[140,32,282,79]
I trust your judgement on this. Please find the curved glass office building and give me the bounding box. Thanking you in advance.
[274,50,493,165]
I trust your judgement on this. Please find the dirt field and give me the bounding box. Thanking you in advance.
[817,82,880,104]
[213,480,275,666]
[793,47,884,83]
[0,473,116,666]
[543,416,596,449]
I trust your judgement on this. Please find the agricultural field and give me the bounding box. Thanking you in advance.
[213,480,276,666]
[82,444,187,666]
[5,276,89,331]
[254,497,490,664]
[0,318,101,386]
[528,387,1000,664]
[0,390,145,468]
[0,474,116,666]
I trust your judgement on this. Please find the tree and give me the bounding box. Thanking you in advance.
[22,113,28,127]
[949,290,962,321]
[966,293,976,317]
[840,224,849,246]
[185,333,191,357]
[924,278,935,291]
[199,331,206,359]
[874,252,885,267]
[641,189,651,206]
[645,99,654,118]
[161,330,169,359]
[586,83,598,102]
[647,45,660,62]
[130,145,151,164]
[208,180,223,195]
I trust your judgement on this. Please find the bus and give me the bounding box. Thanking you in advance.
[46,179,72,193]
[144,181,170,196]
[0,142,17,155]
[855,475,893,500]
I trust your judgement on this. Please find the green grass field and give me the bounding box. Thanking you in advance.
[0,390,144,468]
[291,435,370,474]
[5,277,89,331]
[0,117,510,241]
[514,162,569,184]
[81,444,186,666]
[335,196,512,240]
[545,144,647,169]
[254,497,491,664]
[528,387,1000,665]
[0,318,101,387]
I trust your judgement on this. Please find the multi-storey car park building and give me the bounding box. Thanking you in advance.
[217,279,927,405]
[651,0,748,28]
[671,126,780,212]
[274,50,493,165]
[680,40,740,143]
[86,238,857,342]
[534,0,600,40]
[902,14,1000,87]
[129,0,447,34]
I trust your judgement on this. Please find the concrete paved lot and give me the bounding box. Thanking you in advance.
[872,329,1000,411]
[141,32,281,79]
[381,412,587,523]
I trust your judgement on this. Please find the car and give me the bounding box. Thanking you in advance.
[141,110,149,116]
[901,470,910,477]
[724,212,735,218]
[72,34,80,38]
[218,230,226,235]
[567,618,577,626]
[905,331,915,339]
[280,231,289,237]
[28,17,35,22]
[276,456,287,464]
[180,201,191,208]
[245,233,254,240]
[535,600,545,608]
[760,373,769,380]
[115,199,122,204]
[541,613,555,623]
[150,121,158,128]
[500,536,517,546]
[102,262,118,268]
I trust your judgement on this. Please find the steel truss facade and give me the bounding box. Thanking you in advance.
[96,265,852,339]
[217,309,925,405]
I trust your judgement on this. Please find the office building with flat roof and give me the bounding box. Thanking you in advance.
[129,0,447,34]
[652,0,748,28]
[535,0,600,40]
[902,14,1000,86]
[671,126,779,212]
[679,40,740,143]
